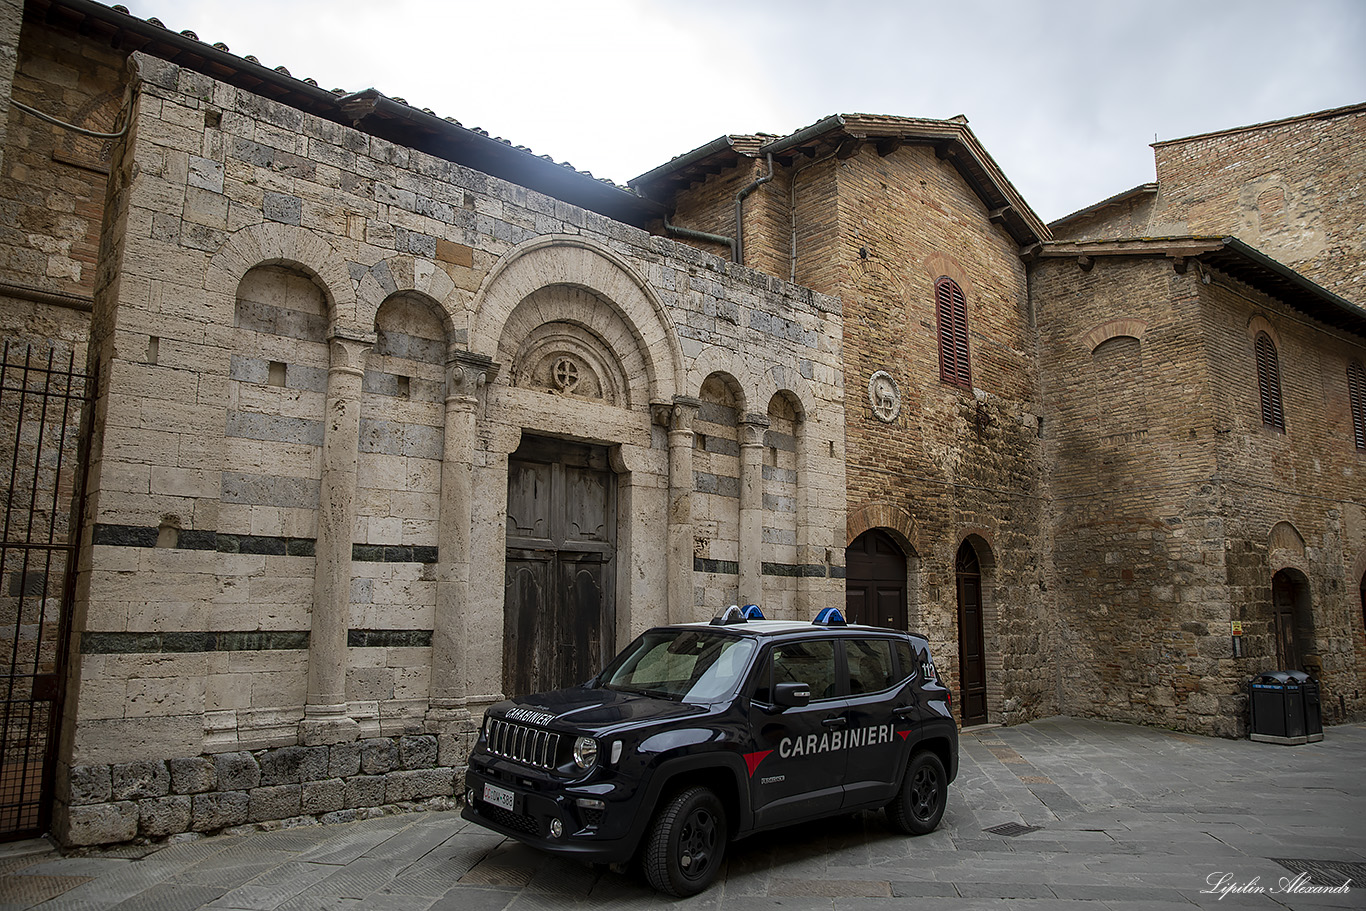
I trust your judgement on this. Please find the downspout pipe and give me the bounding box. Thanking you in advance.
[734,153,775,267]
[663,215,736,262]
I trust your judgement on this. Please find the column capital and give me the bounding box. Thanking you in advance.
[652,396,701,432]
[327,334,374,374]
[447,350,499,395]
[740,412,770,447]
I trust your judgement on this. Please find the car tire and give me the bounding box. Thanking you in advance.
[888,750,947,835]
[643,786,727,897]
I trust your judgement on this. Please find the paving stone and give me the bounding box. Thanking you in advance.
[17,719,1366,910]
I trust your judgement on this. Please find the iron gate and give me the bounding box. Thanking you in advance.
[0,341,93,840]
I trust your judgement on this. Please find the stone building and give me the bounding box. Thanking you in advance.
[0,0,1362,848]
[0,0,844,845]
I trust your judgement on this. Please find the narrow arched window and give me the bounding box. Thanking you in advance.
[935,276,971,388]
[1255,332,1285,430]
[1348,360,1366,450]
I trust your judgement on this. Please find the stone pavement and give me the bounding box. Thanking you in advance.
[1,716,1363,910]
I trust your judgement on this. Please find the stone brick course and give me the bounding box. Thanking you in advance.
[58,733,462,846]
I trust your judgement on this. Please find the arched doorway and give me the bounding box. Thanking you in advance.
[1270,569,1315,672]
[957,541,988,726]
[845,530,907,629]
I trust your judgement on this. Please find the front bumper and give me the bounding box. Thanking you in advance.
[461,758,640,864]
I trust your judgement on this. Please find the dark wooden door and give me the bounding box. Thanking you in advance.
[956,542,988,726]
[845,530,907,629]
[504,436,616,697]
[1272,575,1299,669]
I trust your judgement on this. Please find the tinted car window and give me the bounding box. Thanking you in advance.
[600,630,757,702]
[894,640,917,682]
[846,638,895,694]
[771,639,838,700]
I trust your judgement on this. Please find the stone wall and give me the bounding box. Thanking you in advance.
[826,143,1051,726]
[1200,271,1366,725]
[0,13,122,359]
[1035,252,1366,735]
[55,49,843,845]
[1056,104,1366,303]
[58,732,470,845]
[667,135,1056,726]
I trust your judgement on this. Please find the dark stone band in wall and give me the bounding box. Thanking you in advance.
[91,525,437,563]
[83,631,310,654]
[347,629,434,648]
[83,630,435,654]
[351,544,439,564]
[92,524,315,556]
[693,558,739,575]
[761,562,831,578]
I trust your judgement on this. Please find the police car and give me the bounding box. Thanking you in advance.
[461,606,958,896]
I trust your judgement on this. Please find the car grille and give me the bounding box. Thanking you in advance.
[486,718,561,769]
[482,803,539,836]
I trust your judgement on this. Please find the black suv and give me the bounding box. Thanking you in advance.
[461,606,958,896]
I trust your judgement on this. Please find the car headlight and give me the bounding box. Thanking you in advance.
[573,736,598,769]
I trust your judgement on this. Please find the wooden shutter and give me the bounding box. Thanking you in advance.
[935,277,971,388]
[1349,361,1366,450]
[1255,332,1285,430]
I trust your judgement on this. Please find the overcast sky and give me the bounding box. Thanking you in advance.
[120,0,1366,223]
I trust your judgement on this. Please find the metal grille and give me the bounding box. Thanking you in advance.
[485,718,560,769]
[984,822,1042,837]
[0,342,93,840]
[481,803,540,836]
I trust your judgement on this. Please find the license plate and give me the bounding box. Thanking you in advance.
[483,782,515,812]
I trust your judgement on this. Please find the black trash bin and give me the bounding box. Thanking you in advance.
[1292,671,1324,742]
[1249,671,1315,744]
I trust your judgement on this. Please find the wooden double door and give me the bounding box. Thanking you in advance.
[504,436,616,697]
[845,530,907,630]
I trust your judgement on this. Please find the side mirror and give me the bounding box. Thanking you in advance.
[773,682,811,709]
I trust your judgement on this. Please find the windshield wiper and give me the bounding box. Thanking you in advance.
[606,683,681,700]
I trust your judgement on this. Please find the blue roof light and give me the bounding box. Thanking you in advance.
[812,607,847,627]
[741,604,765,620]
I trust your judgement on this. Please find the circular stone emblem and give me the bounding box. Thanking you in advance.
[552,357,581,392]
[868,370,901,422]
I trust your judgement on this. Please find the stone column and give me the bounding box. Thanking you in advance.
[739,414,769,606]
[658,397,700,625]
[301,334,371,746]
[427,351,496,732]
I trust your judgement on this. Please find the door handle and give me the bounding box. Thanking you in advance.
[893,705,916,718]
[821,716,848,727]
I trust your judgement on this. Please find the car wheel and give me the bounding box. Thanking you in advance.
[888,750,947,835]
[643,786,727,897]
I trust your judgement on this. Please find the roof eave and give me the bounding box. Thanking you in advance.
[1037,236,1366,336]
[37,0,662,226]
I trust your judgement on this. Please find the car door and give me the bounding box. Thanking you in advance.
[840,636,914,808]
[745,638,847,828]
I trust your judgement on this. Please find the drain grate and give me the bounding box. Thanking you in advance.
[1273,859,1366,888]
[984,822,1042,837]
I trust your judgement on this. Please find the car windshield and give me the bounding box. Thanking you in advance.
[599,629,757,703]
